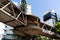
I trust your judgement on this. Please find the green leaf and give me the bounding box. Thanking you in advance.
[55,22,60,33]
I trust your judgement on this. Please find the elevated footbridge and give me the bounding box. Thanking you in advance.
[0,0,60,39]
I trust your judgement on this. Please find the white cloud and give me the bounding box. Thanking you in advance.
[12,1,21,7]
[13,2,18,6]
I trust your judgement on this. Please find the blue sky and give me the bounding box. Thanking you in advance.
[12,0,60,21]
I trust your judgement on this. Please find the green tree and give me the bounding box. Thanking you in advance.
[35,35,41,40]
[20,0,27,13]
[35,35,53,40]
[55,21,60,33]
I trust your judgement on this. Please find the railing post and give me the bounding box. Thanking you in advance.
[2,2,11,9]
